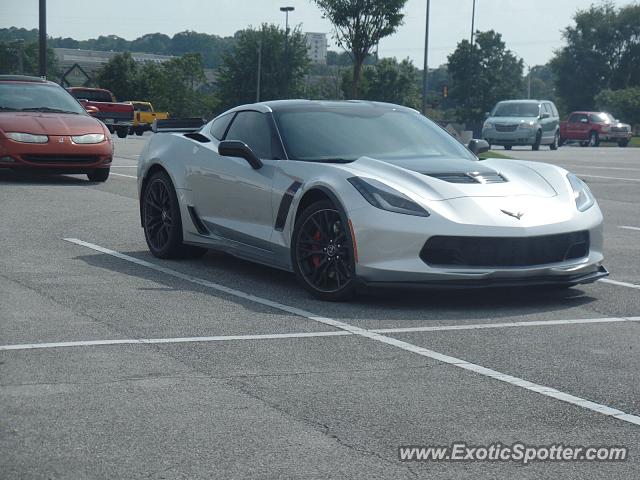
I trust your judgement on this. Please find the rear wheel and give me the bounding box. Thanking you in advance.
[618,139,629,147]
[142,171,207,259]
[589,131,600,147]
[532,130,542,151]
[292,200,356,301]
[550,131,559,150]
[135,128,144,136]
[504,145,512,151]
[87,168,110,182]
[116,127,128,139]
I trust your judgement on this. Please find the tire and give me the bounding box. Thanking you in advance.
[589,131,600,147]
[142,171,207,259]
[87,168,110,182]
[550,131,559,150]
[618,139,629,148]
[532,130,542,151]
[580,141,589,147]
[558,136,565,147]
[504,145,512,151]
[135,128,144,136]
[116,127,128,139]
[106,125,114,134]
[292,199,356,301]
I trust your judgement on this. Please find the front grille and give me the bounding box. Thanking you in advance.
[428,172,507,184]
[611,126,628,132]
[495,124,518,132]
[22,155,101,164]
[420,231,589,267]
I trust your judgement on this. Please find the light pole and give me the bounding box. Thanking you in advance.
[39,0,47,78]
[280,6,295,97]
[422,0,431,115]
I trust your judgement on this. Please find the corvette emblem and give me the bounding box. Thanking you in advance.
[501,209,525,220]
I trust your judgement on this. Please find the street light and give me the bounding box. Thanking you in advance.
[422,0,431,115]
[280,6,295,97]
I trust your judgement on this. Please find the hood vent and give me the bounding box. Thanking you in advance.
[427,172,507,184]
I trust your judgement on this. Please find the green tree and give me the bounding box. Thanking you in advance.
[95,52,140,101]
[0,41,60,79]
[550,2,640,112]
[595,87,640,126]
[313,0,407,98]
[447,30,524,124]
[217,24,309,109]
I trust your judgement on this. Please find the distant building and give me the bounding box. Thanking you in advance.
[54,48,174,86]
[305,33,327,65]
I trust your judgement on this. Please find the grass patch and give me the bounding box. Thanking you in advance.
[479,150,512,159]
[630,137,640,147]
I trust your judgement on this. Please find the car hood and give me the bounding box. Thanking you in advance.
[0,112,104,136]
[342,156,558,201]
[486,116,538,124]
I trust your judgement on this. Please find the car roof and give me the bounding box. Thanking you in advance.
[224,99,418,115]
[497,99,547,104]
[0,75,52,84]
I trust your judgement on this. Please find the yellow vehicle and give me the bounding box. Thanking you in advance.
[126,101,169,136]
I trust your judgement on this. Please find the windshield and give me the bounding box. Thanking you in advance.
[274,107,475,162]
[70,89,113,102]
[591,112,615,123]
[0,82,86,114]
[492,102,540,117]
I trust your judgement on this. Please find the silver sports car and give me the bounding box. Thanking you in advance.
[137,100,608,300]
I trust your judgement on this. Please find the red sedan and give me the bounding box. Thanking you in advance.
[0,75,113,182]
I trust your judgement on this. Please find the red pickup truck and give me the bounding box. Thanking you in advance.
[559,111,632,147]
[67,87,134,139]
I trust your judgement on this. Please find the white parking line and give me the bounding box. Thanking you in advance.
[4,316,639,352]
[600,278,640,290]
[60,238,640,427]
[620,226,640,232]
[577,173,640,182]
[110,172,137,179]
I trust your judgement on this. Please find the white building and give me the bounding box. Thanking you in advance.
[305,32,327,65]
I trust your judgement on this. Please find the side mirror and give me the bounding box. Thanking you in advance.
[468,139,490,155]
[484,112,490,119]
[540,112,550,119]
[85,105,99,115]
[218,140,263,169]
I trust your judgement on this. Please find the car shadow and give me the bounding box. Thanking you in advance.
[0,170,89,185]
[72,247,598,323]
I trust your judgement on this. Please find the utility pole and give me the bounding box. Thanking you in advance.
[280,6,294,98]
[39,0,47,78]
[527,65,532,99]
[422,0,431,114]
[256,37,263,102]
[470,0,476,46]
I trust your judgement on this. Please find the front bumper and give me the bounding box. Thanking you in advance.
[0,136,113,172]
[482,129,536,146]
[348,198,605,289]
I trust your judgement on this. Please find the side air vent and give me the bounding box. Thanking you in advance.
[427,172,507,184]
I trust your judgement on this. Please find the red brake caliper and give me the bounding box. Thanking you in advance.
[312,230,322,268]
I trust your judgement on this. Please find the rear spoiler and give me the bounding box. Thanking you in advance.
[152,118,206,133]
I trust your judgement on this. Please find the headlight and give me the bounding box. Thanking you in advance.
[5,132,49,143]
[518,122,534,130]
[348,177,429,217]
[567,173,595,212]
[71,133,105,144]
[483,122,494,130]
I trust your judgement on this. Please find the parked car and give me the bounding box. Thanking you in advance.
[67,87,134,139]
[125,101,169,136]
[137,100,607,301]
[0,75,113,182]
[482,99,560,151]
[559,111,632,147]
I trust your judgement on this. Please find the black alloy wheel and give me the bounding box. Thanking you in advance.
[532,130,542,150]
[142,171,206,259]
[293,200,356,301]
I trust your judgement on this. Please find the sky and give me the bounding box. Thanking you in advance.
[0,0,634,68]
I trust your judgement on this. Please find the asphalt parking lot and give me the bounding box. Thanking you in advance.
[1,136,639,479]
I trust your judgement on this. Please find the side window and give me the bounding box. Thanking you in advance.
[224,111,273,159]
[210,113,234,140]
[550,103,559,117]
[568,114,579,123]
[542,103,552,114]
[578,114,589,123]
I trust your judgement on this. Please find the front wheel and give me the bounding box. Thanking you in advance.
[87,168,110,182]
[116,127,128,139]
[292,200,356,301]
[142,171,207,259]
[618,139,629,148]
[532,130,542,151]
[589,131,600,147]
[550,131,559,150]
[504,145,512,151]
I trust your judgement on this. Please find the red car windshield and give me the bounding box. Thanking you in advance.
[0,82,86,114]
